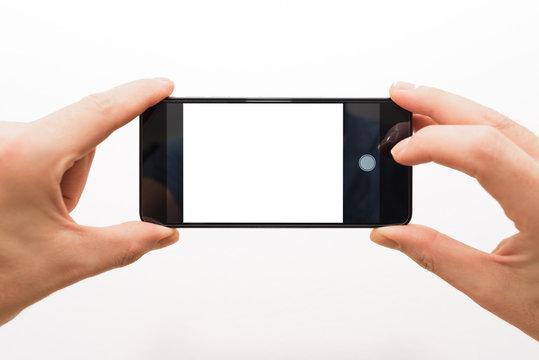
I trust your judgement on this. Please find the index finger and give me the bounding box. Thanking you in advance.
[390,82,539,160]
[392,125,539,231]
[38,78,174,159]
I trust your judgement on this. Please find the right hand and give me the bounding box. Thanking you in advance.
[370,82,539,340]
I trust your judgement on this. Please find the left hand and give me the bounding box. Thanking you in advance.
[0,78,179,326]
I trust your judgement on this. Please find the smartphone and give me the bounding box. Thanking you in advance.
[140,98,412,227]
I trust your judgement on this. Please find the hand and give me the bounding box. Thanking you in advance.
[0,79,179,326]
[371,82,539,340]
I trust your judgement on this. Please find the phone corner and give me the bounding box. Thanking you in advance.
[400,196,413,225]
[400,211,412,225]
[138,209,147,223]
[139,213,169,226]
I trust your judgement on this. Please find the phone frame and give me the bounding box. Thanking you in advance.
[140,97,412,228]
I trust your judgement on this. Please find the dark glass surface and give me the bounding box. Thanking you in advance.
[140,98,411,227]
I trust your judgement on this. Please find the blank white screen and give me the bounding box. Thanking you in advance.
[183,103,343,223]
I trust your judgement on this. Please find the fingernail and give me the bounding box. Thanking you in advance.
[155,226,177,248]
[157,225,175,237]
[370,230,399,249]
[155,229,179,249]
[392,81,416,90]
[390,137,410,158]
[154,77,174,86]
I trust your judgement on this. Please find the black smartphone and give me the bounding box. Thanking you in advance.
[140,98,412,227]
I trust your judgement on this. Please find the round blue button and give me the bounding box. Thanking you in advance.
[359,154,376,172]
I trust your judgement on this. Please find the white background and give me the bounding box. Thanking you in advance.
[183,103,343,223]
[1,0,538,358]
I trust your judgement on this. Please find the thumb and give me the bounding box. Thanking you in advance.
[370,224,498,301]
[79,221,179,276]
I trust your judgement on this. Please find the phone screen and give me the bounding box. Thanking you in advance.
[141,99,410,227]
[183,103,344,223]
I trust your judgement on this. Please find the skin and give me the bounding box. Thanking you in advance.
[0,78,179,326]
[371,82,539,341]
[1,79,537,342]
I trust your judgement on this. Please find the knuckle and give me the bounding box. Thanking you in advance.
[116,246,146,268]
[403,228,441,274]
[0,136,17,163]
[0,124,30,168]
[469,125,504,164]
[482,106,513,131]
[414,252,436,273]
[81,92,115,116]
